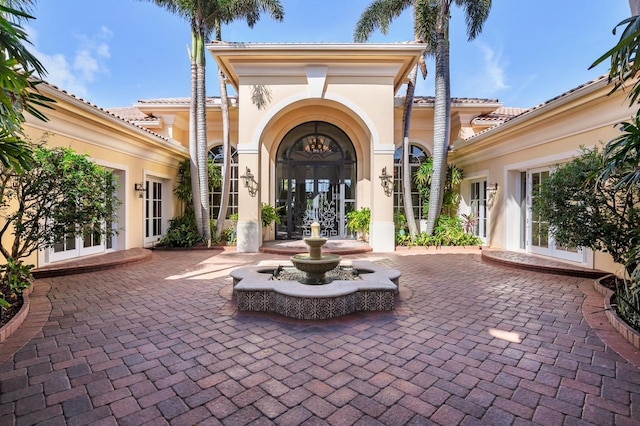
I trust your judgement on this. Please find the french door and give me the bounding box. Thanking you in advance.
[145,179,164,244]
[279,163,353,239]
[469,180,487,242]
[48,172,117,263]
[526,168,584,262]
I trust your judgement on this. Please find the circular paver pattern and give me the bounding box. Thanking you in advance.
[0,250,638,425]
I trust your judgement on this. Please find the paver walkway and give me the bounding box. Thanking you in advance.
[1,250,639,425]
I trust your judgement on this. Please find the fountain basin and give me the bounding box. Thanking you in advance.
[290,253,342,285]
[231,261,401,320]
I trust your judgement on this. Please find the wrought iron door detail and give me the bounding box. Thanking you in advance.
[302,188,339,237]
[275,121,356,240]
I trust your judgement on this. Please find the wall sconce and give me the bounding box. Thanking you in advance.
[240,167,258,197]
[486,182,498,208]
[134,182,145,198]
[379,167,394,197]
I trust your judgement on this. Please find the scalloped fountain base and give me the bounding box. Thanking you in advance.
[231,261,401,320]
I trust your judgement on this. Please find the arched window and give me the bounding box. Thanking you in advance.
[394,144,429,220]
[209,145,238,220]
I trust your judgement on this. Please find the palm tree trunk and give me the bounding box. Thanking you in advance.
[402,65,419,237]
[215,68,232,238]
[195,31,211,246]
[189,31,203,237]
[631,0,640,16]
[425,4,451,235]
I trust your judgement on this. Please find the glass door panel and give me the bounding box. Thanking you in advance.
[530,171,549,251]
[275,121,357,239]
[527,169,584,262]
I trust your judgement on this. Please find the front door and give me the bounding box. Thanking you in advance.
[276,121,356,240]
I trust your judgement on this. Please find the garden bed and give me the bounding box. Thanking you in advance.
[594,275,640,350]
[0,283,32,342]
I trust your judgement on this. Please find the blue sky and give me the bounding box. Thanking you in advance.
[28,0,631,109]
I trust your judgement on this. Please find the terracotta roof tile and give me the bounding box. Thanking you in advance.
[136,96,238,105]
[107,107,158,122]
[41,81,171,142]
[413,96,500,105]
[464,75,609,140]
[473,106,529,123]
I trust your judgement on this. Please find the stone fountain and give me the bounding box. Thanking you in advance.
[290,222,341,285]
[230,222,402,320]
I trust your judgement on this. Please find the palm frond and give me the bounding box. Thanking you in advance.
[412,0,439,51]
[455,0,492,41]
[590,15,640,106]
[353,0,410,43]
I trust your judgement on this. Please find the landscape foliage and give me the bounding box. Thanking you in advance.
[0,145,119,315]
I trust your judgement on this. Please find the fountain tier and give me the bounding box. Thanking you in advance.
[290,254,341,285]
[289,221,342,285]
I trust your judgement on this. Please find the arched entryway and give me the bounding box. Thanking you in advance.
[275,121,356,239]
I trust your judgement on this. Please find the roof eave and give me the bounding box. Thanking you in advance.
[207,42,426,93]
[38,83,188,156]
[455,76,610,150]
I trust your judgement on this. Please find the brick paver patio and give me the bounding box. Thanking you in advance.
[1,250,639,425]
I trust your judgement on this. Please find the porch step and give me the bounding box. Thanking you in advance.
[481,249,609,278]
[32,248,152,278]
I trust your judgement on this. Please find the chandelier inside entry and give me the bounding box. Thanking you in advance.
[304,135,331,154]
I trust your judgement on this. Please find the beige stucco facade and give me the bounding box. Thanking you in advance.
[207,43,426,252]
[452,77,635,276]
[9,43,635,276]
[19,83,188,267]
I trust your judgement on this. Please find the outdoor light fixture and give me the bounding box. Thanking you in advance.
[134,182,145,198]
[486,182,498,208]
[240,167,258,197]
[379,167,394,197]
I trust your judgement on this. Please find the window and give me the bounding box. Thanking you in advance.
[209,145,238,220]
[393,144,428,219]
[145,179,163,239]
[470,180,487,240]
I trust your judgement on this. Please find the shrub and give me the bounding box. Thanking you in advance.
[614,279,640,331]
[261,203,282,228]
[397,215,482,247]
[347,207,371,240]
[414,159,464,217]
[534,147,640,275]
[159,215,202,247]
[0,145,119,262]
[0,258,33,321]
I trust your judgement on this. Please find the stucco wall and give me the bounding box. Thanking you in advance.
[13,88,187,267]
[452,80,635,275]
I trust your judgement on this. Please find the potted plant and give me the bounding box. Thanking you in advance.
[261,203,282,241]
[347,207,371,241]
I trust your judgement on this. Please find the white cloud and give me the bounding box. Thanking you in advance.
[27,24,112,99]
[477,42,509,93]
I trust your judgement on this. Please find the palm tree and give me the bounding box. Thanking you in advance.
[144,0,284,245]
[354,2,427,237]
[212,1,284,241]
[355,0,491,235]
[0,0,53,173]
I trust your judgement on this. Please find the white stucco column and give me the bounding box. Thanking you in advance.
[236,149,261,252]
[369,147,395,252]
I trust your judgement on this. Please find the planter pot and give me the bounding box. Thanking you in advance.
[594,275,640,350]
